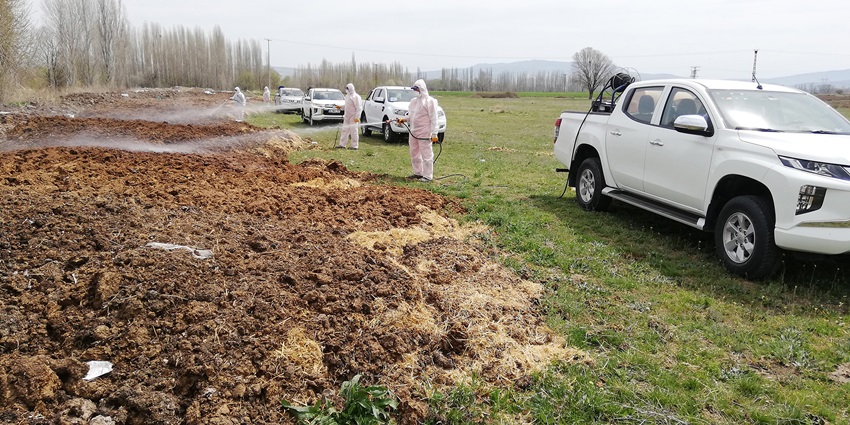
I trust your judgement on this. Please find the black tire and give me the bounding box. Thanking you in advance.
[383,122,398,143]
[301,110,308,124]
[361,113,372,137]
[714,195,782,280]
[575,157,611,211]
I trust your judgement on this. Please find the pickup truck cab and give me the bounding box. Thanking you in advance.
[361,86,447,143]
[554,78,850,279]
[301,88,345,126]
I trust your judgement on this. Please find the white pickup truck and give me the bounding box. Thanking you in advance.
[360,86,447,143]
[553,77,850,279]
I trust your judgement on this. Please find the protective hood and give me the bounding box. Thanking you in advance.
[412,79,429,97]
[234,87,241,92]
[345,83,357,95]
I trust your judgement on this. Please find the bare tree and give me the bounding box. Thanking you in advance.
[572,47,614,99]
[94,0,126,85]
[0,0,32,102]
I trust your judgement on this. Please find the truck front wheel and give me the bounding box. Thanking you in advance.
[361,113,372,136]
[715,195,782,280]
[575,157,611,211]
[383,122,398,143]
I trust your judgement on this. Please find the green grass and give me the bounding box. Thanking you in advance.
[249,93,850,424]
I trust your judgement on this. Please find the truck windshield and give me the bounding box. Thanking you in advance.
[314,91,344,101]
[708,90,850,134]
[282,89,303,97]
[387,90,417,102]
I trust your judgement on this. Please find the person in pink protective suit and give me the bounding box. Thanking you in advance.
[400,79,439,182]
[337,83,363,150]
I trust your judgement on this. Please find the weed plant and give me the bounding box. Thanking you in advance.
[282,375,398,424]
[255,93,850,424]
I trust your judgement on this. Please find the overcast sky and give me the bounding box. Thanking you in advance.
[28,0,850,80]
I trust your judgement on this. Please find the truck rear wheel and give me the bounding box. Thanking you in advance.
[575,157,611,211]
[715,195,782,280]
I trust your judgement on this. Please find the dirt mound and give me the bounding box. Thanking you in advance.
[0,92,588,424]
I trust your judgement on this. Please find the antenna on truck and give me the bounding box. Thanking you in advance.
[751,49,763,90]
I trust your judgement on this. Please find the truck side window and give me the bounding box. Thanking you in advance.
[661,88,707,127]
[624,87,663,124]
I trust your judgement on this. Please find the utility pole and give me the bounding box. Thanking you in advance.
[265,38,271,91]
[751,49,759,82]
[690,66,699,79]
[563,73,568,93]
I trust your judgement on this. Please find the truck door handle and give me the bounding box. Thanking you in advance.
[609,131,622,136]
[649,139,664,146]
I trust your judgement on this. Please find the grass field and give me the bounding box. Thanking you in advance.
[250,93,850,424]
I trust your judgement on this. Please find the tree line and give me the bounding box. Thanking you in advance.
[0,0,615,103]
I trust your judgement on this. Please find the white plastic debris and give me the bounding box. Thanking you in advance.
[83,361,113,381]
[120,93,129,97]
[145,242,213,259]
[204,90,214,95]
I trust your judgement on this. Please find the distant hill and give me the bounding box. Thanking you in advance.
[762,69,850,89]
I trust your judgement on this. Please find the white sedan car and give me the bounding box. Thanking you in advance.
[361,86,447,143]
[301,88,345,126]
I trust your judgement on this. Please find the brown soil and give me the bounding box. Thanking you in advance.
[0,89,587,424]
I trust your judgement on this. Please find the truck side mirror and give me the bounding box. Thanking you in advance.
[674,115,713,137]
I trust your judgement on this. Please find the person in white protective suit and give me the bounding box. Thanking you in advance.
[400,79,439,182]
[262,86,271,104]
[337,83,363,149]
[230,87,246,122]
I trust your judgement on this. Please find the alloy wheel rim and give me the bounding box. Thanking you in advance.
[579,169,595,203]
[722,212,754,264]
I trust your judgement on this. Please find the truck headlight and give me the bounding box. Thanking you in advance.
[779,156,850,181]
[392,109,408,116]
[437,110,445,117]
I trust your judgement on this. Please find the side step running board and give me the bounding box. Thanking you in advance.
[602,188,706,230]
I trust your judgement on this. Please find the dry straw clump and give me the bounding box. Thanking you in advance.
[347,204,592,394]
[291,177,363,190]
[346,205,486,257]
[253,132,310,157]
[273,327,327,378]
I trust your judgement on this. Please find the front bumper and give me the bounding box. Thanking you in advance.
[767,165,850,255]
[310,107,344,121]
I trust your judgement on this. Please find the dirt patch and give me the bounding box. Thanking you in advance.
[0,90,588,424]
[829,363,850,384]
[471,92,519,99]
[818,93,850,109]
